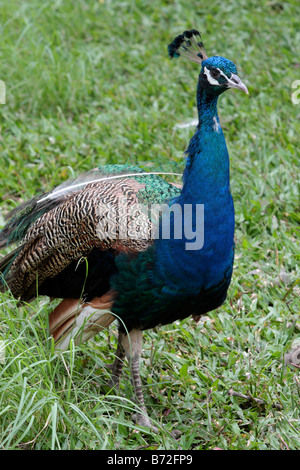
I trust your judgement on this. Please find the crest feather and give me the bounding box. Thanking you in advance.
[168,29,208,65]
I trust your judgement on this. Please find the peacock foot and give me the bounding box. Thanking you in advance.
[169,428,182,439]
[132,412,181,438]
[132,412,159,433]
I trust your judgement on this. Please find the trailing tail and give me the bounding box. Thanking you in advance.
[0,246,23,292]
[49,291,116,350]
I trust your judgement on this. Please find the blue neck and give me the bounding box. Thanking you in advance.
[181,84,230,203]
[153,81,235,295]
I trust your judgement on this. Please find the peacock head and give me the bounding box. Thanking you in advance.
[168,29,248,96]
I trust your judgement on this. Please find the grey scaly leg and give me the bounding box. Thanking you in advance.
[120,328,158,432]
[107,332,126,389]
[108,329,180,437]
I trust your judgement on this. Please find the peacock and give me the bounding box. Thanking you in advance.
[0,30,248,431]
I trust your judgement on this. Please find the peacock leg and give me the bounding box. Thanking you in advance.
[120,328,158,432]
[106,332,126,389]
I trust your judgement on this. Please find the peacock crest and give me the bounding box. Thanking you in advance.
[167,29,208,64]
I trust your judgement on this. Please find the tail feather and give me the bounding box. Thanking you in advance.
[0,239,9,249]
[0,246,23,291]
[0,194,67,248]
[49,291,116,350]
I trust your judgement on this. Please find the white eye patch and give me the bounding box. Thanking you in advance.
[203,66,229,86]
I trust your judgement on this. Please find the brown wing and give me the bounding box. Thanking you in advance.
[5,177,154,300]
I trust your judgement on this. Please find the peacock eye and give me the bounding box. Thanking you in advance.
[210,68,221,79]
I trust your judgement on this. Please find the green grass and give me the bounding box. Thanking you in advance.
[0,0,299,450]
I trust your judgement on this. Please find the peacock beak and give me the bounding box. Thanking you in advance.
[227,73,249,94]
